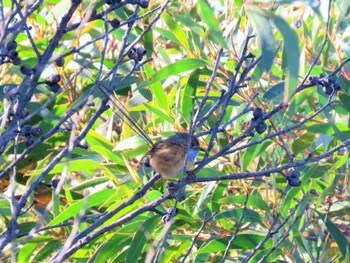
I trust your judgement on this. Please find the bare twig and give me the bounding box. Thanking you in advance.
[242,196,306,263]
[70,173,161,245]
[193,48,224,127]
[181,211,218,263]
[298,0,332,89]
[221,192,250,262]
[16,212,107,239]
[188,135,350,184]
[50,189,171,262]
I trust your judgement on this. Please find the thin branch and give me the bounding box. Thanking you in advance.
[8,119,20,261]
[50,189,171,262]
[224,93,334,157]
[298,0,332,88]
[71,173,161,244]
[14,1,41,57]
[242,196,306,263]
[232,35,256,86]
[181,211,218,263]
[151,208,178,263]
[16,213,107,239]
[257,201,307,262]
[221,192,249,262]
[58,5,162,62]
[188,134,350,184]
[195,87,334,171]
[52,192,90,263]
[193,48,224,127]
[153,231,172,263]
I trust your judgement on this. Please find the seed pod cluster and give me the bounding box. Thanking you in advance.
[105,0,121,5]
[45,74,61,92]
[253,108,263,119]
[25,136,34,147]
[6,40,17,51]
[51,179,60,188]
[110,18,121,28]
[56,56,65,67]
[6,40,21,65]
[309,74,342,95]
[137,0,149,8]
[21,125,42,146]
[20,65,35,76]
[22,125,42,137]
[251,107,267,134]
[286,170,301,187]
[127,46,147,62]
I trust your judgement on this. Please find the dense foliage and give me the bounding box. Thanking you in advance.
[0,0,349,262]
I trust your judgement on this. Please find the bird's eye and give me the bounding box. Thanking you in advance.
[191,141,197,147]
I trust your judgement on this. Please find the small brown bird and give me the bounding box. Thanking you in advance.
[145,132,202,177]
[98,86,203,178]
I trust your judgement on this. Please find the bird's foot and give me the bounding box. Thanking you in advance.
[166,182,186,202]
[162,207,179,223]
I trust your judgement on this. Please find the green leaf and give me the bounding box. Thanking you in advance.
[272,14,300,100]
[198,0,227,47]
[247,6,276,72]
[48,189,117,226]
[33,240,61,262]
[0,198,11,216]
[162,12,190,50]
[197,168,225,177]
[315,210,350,258]
[251,61,265,82]
[315,187,334,208]
[47,0,71,24]
[31,158,103,176]
[126,216,160,263]
[144,103,174,124]
[91,235,131,263]
[181,72,199,121]
[95,76,139,96]
[90,145,124,165]
[251,248,283,263]
[331,123,350,149]
[17,222,37,234]
[195,181,216,214]
[329,153,348,174]
[263,82,285,103]
[138,59,207,91]
[217,195,270,211]
[113,135,150,151]
[306,123,350,135]
[216,208,263,223]
[18,243,38,263]
[144,64,167,110]
[154,27,181,46]
[197,233,271,253]
[243,142,264,170]
[292,132,317,155]
[164,240,192,262]
[172,13,203,34]
[65,177,110,191]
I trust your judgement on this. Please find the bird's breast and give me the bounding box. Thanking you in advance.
[149,143,195,177]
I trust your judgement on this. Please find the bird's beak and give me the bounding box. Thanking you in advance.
[192,145,206,152]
